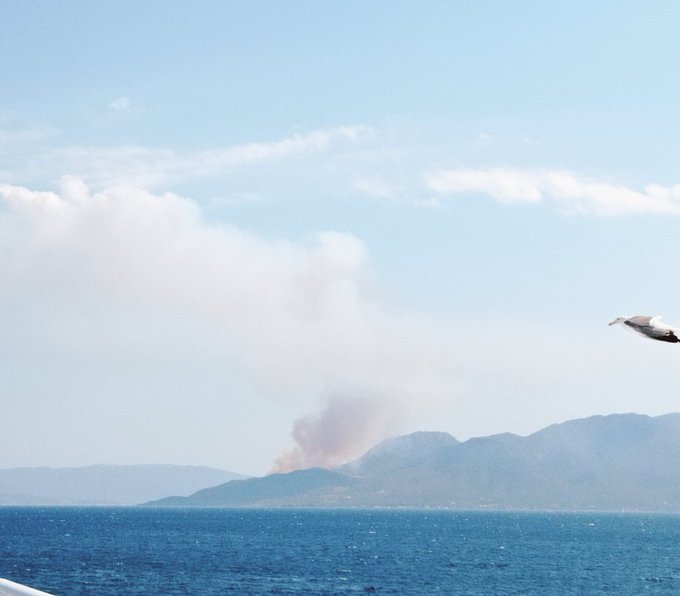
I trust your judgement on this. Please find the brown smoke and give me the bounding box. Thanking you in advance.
[272,395,394,473]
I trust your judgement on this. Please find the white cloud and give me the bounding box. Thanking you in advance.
[108,96,131,112]
[5,121,680,219]
[199,125,371,167]
[64,125,372,188]
[426,167,680,216]
[3,179,678,471]
[0,125,375,190]
[0,177,452,470]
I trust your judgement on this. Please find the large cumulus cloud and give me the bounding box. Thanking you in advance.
[0,178,453,469]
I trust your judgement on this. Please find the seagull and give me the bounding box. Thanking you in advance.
[609,315,680,343]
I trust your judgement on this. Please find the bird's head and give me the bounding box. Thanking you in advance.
[608,316,626,326]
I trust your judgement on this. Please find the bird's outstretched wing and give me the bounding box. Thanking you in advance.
[626,315,655,327]
[625,315,680,342]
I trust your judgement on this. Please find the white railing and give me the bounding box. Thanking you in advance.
[0,578,52,596]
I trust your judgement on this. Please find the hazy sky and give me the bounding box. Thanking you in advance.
[3,1,680,476]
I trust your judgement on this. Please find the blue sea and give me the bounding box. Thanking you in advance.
[2,508,680,594]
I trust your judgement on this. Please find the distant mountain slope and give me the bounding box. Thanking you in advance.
[145,413,680,511]
[0,465,246,506]
[148,468,359,507]
[341,431,459,478]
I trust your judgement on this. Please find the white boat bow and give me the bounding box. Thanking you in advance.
[0,578,52,596]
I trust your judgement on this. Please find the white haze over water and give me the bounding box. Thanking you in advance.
[0,178,453,471]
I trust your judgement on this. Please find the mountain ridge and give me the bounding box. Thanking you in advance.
[145,413,680,511]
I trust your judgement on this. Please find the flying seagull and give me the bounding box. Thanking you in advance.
[609,315,680,343]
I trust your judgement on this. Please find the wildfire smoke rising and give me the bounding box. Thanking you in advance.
[0,178,453,471]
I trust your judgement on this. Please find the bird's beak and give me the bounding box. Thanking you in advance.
[608,319,617,326]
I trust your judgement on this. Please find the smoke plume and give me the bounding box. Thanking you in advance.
[272,395,394,472]
[0,178,453,470]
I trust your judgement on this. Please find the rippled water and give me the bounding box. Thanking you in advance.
[2,508,680,594]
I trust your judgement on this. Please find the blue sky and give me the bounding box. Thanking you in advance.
[2,2,680,475]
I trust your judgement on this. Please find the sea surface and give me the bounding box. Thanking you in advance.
[2,508,680,594]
